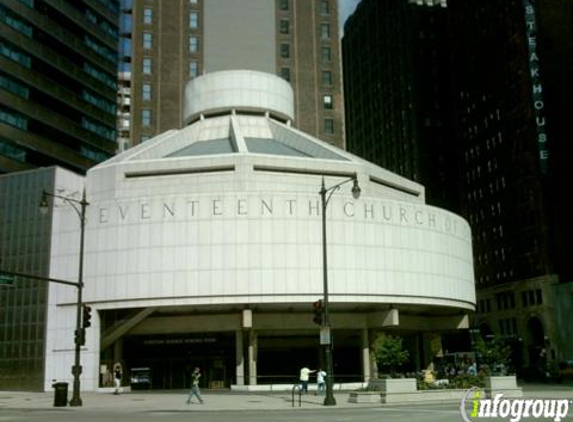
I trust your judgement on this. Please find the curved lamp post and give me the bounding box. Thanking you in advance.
[319,173,361,406]
[39,189,88,407]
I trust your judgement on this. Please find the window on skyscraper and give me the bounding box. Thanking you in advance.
[190,12,198,28]
[190,61,198,77]
[279,0,288,11]
[280,68,290,81]
[280,43,290,58]
[143,32,152,49]
[323,95,333,109]
[322,71,332,86]
[142,83,151,101]
[143,7,152,24]
[190,36,199,52]
[324,119,334,134]
[280,19,289,34]
[320,23,330,39]
[319,1,329,15]
[143,58,152,74]
[321,46,331,63]
[142,109,151,127]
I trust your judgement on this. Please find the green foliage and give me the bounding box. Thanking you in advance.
[475,337,512,375]
[373,334,409,376]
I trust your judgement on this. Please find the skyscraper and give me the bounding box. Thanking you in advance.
[448,0,572,371]
[342,0,458,212]
[128,0,345,148]
[0,0,119,174]
[342,0,573,368]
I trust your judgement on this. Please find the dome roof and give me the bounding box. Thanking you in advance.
[95,71,423,201]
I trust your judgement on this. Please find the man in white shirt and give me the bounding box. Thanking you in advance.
[299,366,315,393]
[316,368,327,395]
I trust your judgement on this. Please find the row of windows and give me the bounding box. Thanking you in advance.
[17,0,34,7]
[142,8,199,28]
[81,116,115,141]
[94,0,119,15]
[498,318,517,337]
[280,44,331,64]
[495,291,515,310]
[0,73,29,100]
[476,298,491,314]
[522,289,543,307]
[279,67,332,86]
[80,144,109,162]
[486,289,543,311]
[0,41,31,68]
[139,109,334,135]
[0,137,26,163]
[279,0,330,14]
[83,62,117,89]
[0,107,28,130]
[84,35,117,63]
[476,270,515,285]
[85,8,118,39]
[82,89,116,114]
[0,5,33,38]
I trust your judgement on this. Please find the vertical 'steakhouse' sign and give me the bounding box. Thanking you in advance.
[523,0,549,174]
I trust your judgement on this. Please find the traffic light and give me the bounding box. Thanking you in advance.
[75,328,86,346]
[312,300,323,326]
[82,305,92,328]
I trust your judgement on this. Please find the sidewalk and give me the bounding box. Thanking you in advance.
[0,389,360,412]
[0,383,571,412]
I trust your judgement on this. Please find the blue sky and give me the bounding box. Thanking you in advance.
[339,0,361,31]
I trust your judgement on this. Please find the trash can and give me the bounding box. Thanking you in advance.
[52,382,68,407]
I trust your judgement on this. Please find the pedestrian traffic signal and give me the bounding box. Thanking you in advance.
[82,305,92,328]
[312,300,323,325]
[75,328,86,346]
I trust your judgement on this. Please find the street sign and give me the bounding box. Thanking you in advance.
[320,327,331,345]
[0,273,15,286]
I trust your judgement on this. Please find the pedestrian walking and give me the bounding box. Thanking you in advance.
[187,367,204,404]
[316,368,326,395]
[113,364,122,395]
[299,366,315,393]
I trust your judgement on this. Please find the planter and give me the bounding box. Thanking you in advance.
[368,378,417,403]
[348,391,381,403]
[485,375,523,398]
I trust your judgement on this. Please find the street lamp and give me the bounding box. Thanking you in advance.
[319,172,361,406]
[40,188,89,407]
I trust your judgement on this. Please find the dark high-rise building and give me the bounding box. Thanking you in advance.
[449,0,572,369]
[342,0,573,368]
[342,0,458,212]
[0,0,119,175]
[127,0,345,148]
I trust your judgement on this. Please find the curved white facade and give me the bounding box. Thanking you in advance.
[86,159,473,311]
[43,72,475,392]
[184,70,294,124]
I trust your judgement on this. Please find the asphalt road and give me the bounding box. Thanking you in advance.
[0,402,517,422]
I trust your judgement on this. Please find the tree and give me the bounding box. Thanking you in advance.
[475,336,512,375]
[373,334,410,377]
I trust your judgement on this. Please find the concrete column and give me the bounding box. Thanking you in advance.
[248,330,257,385]
[113,338,123,365]
[361,328,371,383]
[369,330,379,379]
[235,330,244,386]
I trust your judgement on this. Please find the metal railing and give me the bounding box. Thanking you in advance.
[291,384,302,407]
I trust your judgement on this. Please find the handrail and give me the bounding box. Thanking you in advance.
[291,384,302,407]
